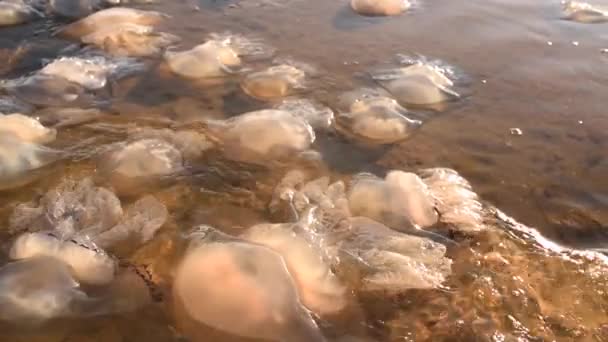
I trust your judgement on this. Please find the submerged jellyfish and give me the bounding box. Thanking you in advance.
[0,114,57,144]
[242,220,347,316]
[373,63,459,106]
[0,1,39,27]
[350,0,410,16]
[36,107,102,127]
[173,225,326,342]
[211,109,315,161]
[348,170,438,230]
[0,135,60,189]
[562,1,608,23]
[274,98,335,130]
[241,64,306,100]
[165,40,241,79]
[58,7,169,38]
[0,257,88,323]
[81,22,180,57]
[336,95,422,144]
[5,73,89,107]
[10,232,117,285]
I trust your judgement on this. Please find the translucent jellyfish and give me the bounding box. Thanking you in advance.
[348,170,438,230]
[81,23,180,57]
[241,64,306,100]
[36,107,102,128]
[10,232,117,285]
[242,220,347,316]
[350,0,411,16]
[127,127,214,159]
[0,114,57,144]
[562,1,608,23]
[0,135,60,190]
[0,1,39,27]
[4,74,89,107]
[39,56,144,90]
[419,168,485,232]
[173,225,326,342]
[372,63,459,106]
[0,257,88,323]
[274,98,335,130]
[336,95,422,144]
[164,40,242,79]
[338,217,451,291]
[211,109,315,161]
[58,7,169,38]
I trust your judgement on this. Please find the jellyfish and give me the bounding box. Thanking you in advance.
[36,107,102,127]
[274,99,334,130]
[562,1,608,23]
[373,63,459,106]
[164,40,241,79]
[58,7,169,38]
[241,64,306,100]
[336,95,422,144]
[211,109,315,162]
[173,225,326,342]
[0,134,60,190]
[348,170,438,231]
[350,0,411,16]
[0,257,89,323]
[81,22,180,57]
[9,232,117,285]
[0,113,57,144]
[0,1,39,27]
[5,73,90,107]
[242,220,347,316]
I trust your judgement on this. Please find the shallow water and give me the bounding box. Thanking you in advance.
[1,0,608,341]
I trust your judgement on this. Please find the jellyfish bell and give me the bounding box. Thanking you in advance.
[9,232,117,286]
[347,170,438,231]
[213,109,315,162]
[0,1,39,27]
[40,57,114,90]
[562,1,608,23]
[173,225,326,342]
[350,0,410,16]
[336,96,422,144]
[0,113,57,144]
[241,64,306,100]
[5,73,90,107]
[164,40,242,79]
[58,7,169,38]
[81,23,180,57]
[274,98,335,130]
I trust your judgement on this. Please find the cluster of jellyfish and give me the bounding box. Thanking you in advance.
[0,0,605,341]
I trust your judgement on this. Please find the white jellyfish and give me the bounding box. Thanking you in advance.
[0,113,57,144]
[0,1,39,27]
[350,0,411,16]
[164,40,242,79]
[0,134,60,190]
[10,232,117,285]
[5,73,88,107]
[0,257,88,323]
[242,220,347,316]
[173,225,326,342]
[373,63,459,106]
[562,1,608,23]
[241,64,306,100]
[81,22,180,57]
[336,95,422,144]
[211,109,315,161]
[419,168,485,232]
[58,7,169,38]
[348,170,438,230]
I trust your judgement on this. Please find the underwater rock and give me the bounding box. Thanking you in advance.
[242,220,347,316]
[0,1,39,27]
[0,113,57,144]
[348,170,438,230]
[212,109,315,161]
[562,1,608,23]
[419,168,485,232]
[5,73,89,107]
[81,22,179,57]
[58,7,169,38]
[350,0,410,16]
[173,225,326,342]
[0,257,88,323]
[241,64,306,100]
[336,95,422,144]
[372,63,459,106]
[165,40,241,79]
[10,232,117,285]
